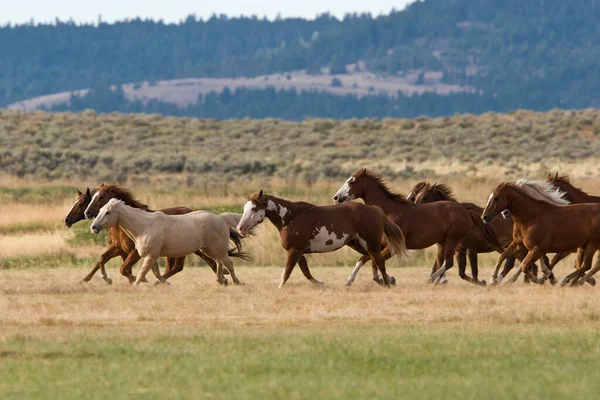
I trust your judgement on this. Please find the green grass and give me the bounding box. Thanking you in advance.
[0,254,97,270]
[0,220,61,235]
[1,326,598,399]
[66,220,109,247]
[0,185,75,203]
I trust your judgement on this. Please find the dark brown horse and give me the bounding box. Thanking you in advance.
[481,181,600,285]
[236,191,408,288]
[411,182,508,285]
[74,184,222,283]
[332,169,473,285]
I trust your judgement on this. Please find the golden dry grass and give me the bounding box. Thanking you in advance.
[1,265,597,339]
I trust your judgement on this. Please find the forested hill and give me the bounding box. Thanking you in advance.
[2,0,600,119]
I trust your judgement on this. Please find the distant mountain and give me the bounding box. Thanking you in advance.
[2,0,599,119]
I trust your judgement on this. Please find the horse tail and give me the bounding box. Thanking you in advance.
[228,227,252,261]
[468,210,505,253]
[374,206,409,260]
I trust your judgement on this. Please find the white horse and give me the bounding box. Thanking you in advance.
[90,199,244,286]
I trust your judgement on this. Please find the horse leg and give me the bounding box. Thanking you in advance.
[579,248,600,285]
[119,251,142,284]
[431,238,459,284]
[221,255,243,285]
[492,241,520,284]
[468,248,485,286]
[150,259,170,285]
[279,249,303,288]
[164,257,175,275]
[429,244,445,284]
[561,248,587,286]
[133,256,157,286]
[345,253,370,286]
[298,255,323,286]
[161,257,185,280]
[194,250,226,275]
[519,248,545,284]
[80,245,122,284]
[457,248,476,285]
[367,247,390,288]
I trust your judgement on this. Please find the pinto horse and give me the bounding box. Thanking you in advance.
[333,169,473,285]
[411,182,507,285]
[481,182,600,285]
[236,190,408,288]
[91,199,246,286]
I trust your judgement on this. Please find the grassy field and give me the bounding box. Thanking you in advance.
[2,267,600,399]
[3,110,600,398]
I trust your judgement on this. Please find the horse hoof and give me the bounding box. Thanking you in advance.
[345,282,352,286]
[389,276,396,286]
[478,280,486,286]
[588,278,596,286]
[105,279,113,285]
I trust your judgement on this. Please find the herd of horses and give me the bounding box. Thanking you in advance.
[64,169,600,288]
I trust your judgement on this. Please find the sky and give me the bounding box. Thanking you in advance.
[1,0,414,25]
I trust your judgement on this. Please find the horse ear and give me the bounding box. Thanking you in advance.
[77,189,83,196]
[359,168,367,176]
[100,183,105,187]
[85,188,91,197]
[258,190,263,198]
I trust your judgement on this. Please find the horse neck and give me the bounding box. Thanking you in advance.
[504,187,551,225]
[263,196,298,230]
[562,186,600,204]
[114,205,155,242]
[361,180,408,214]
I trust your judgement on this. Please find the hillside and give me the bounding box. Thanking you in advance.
[1,109,599,186]
[1,0,599,119]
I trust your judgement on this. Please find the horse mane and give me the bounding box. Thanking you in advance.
[514,179,570,206]
[101,184,150,210]
[429,183,457,202]
[361,171,409,203]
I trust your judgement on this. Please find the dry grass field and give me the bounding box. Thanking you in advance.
[2,173,600,398]
[3,110,600,398]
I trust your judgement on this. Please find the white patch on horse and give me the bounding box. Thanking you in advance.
[308,226,348,252]
[407,192,413,200]
[267,199,288,224]
[356,234,368,251]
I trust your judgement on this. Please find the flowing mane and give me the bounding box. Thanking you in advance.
[546,172,592,198]
[514,179,570,206]
[101,184,150,210]
[361,171,409,203]
[429,183,457,202]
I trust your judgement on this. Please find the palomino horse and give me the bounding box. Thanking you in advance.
[236,190,408,288]
[71,184,242,283]
[411,182,507,285]
[333,169,473,285]
[91,199,246,286]
[481,181,600,285]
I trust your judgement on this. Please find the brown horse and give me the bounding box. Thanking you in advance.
[411,182,508,285]
[496,175,600,284]
[481,181,600,285]
[333,169,473,285]
[76,184,223,283]
[236,191,408,288]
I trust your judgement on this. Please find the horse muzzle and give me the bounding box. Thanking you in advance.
[90,225,100,235]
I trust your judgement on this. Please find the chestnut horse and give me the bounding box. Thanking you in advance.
[481,182,600,285]
[333,169,473,285]
[236,191,408,288]
[411,182,508,285]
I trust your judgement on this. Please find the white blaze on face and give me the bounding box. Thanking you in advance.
[333,176,355,203]
[237,201,265,234]
[308,226,349,253]
[66,198,80,217]
[485,192,494,209]
[85,190,101,218]
[91,199,119,233]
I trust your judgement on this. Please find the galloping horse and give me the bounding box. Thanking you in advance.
[236,191,407,288]
[69,184,242,283]
[333,169,473,285]
[91,199,246,286]
[481,181,600,285]
[411,182,507,285]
